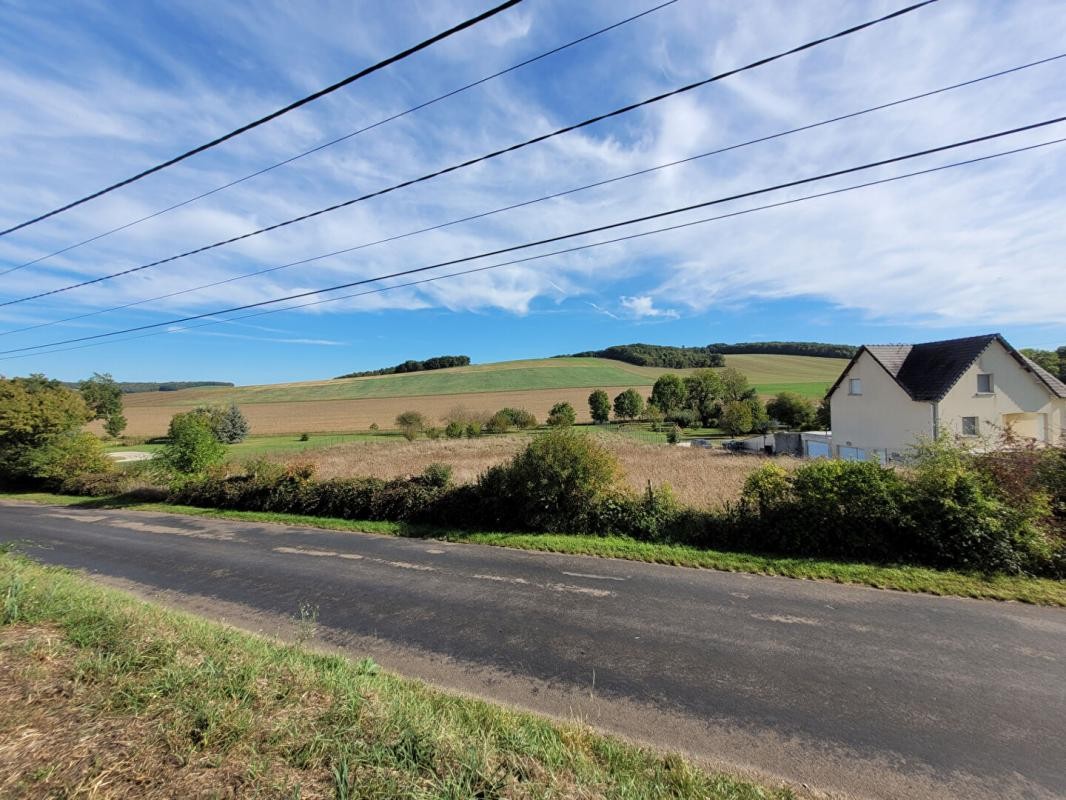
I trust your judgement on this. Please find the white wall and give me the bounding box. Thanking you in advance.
[939,340,1066,442]
[830,350,933,457]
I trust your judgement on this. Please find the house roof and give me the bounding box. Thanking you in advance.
[827,333,1066,402]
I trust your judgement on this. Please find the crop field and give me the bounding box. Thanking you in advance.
[113,355,845,437]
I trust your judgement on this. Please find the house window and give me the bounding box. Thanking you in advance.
[848,378,862,396]
[961,416,979,436]
[977,373,994,394]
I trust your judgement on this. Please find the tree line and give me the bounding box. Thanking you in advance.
[563,340,857,368]
[61,380,233,394]
[1020,346,1066,382]
[334,354,470,379]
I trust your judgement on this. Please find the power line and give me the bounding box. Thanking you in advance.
[5,51,1061,337]
[1,0,680,277]
[3,113,1062,357]
[0,0,939,308]
[7,134,1063,363]
[0,0,524,238]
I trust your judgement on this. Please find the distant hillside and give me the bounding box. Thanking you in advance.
[564,341,856,366]
[335,355,470,380]
[62,380,234,394]
[564,344,724,369]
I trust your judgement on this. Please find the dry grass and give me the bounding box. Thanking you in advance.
[106,386,641,438]
[0,625,330,799]
[285,436,798,509]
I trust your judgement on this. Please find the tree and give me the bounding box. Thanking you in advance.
[613,388,645,421]
[213,404,249,443]
[1058,346,1066,381]
[815,395,831,430]
[718,367,754,403]
[721,401,754,436]
[395,410,426,441]
[588,390,610,424]
[0,375,92,479]
[766,392,816,430]
[547,401,576,427]
[1020,348,1059,375]
[650,374,685,414]
[683,369,722,428]
[79,373,126,437]
[160,412,225,474]
[645,403,665,431]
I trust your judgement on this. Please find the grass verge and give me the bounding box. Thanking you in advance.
[3,491,1064,606]
[0,552,790,799]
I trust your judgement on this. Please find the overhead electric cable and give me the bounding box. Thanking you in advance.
[5,50,1061,337]
[3,113,1062,357]
[0,0,524,237]
[1,0,680,276]
[0,0,939,307]
[7,134,1063,363]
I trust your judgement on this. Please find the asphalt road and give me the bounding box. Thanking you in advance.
[2,500,1064,800]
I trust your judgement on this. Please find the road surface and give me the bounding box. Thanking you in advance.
[1,499,1063,799]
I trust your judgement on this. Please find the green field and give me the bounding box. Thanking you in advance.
[126,355,845,408]
[110,431,399,457]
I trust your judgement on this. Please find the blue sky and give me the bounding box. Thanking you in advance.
[1,0,1064,385]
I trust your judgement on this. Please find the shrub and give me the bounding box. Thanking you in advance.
[547,402,576,428]
[299,432,310,442]
[159,413,226,475]
[425,426,442,440]
[665,424,681,445]
[395,411,425,441]
[214,404,250,443]
[465,421,482,438]
[30,431,113,485]
[482,430,619,532]
[419,463,453,489]
[645,403,665,431]
[592,483,680,541]
[444,421,465,439]
[369,423,379,431]
[486,411,512,434]
[500,407,537,429]
[588,390,610,424]
[667,408,699,429]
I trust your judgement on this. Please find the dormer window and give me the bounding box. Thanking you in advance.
[977,373,994,394]
[848,378,862,396]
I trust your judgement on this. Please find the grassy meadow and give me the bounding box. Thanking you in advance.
[111,355,845,437]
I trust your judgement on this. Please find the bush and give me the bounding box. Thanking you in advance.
[214,404,250,443]
[59,471,138,498]
[419,463,453,489]
[486,411,512,434]
[481,430,619,532]
[395,411,425,441]
[465,421,482,438]
[30,431,113,485]
[546,402,576,428]
[665,424,681,445]
[299,432,310,442]
[160,413,226,475]
[667,408,700,429]
[0,376,92,480]
[425,426,442,440]
[499,407,537,430]
[444,421,465,439]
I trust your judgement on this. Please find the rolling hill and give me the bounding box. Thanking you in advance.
[116,355,845,437]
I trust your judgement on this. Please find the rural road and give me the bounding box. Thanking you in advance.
[2,500,1064,800]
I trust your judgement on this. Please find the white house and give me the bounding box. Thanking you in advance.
[826,333,1066,462]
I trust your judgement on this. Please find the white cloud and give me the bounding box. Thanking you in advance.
[619,295,678,319]
[0,0,1064,353]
